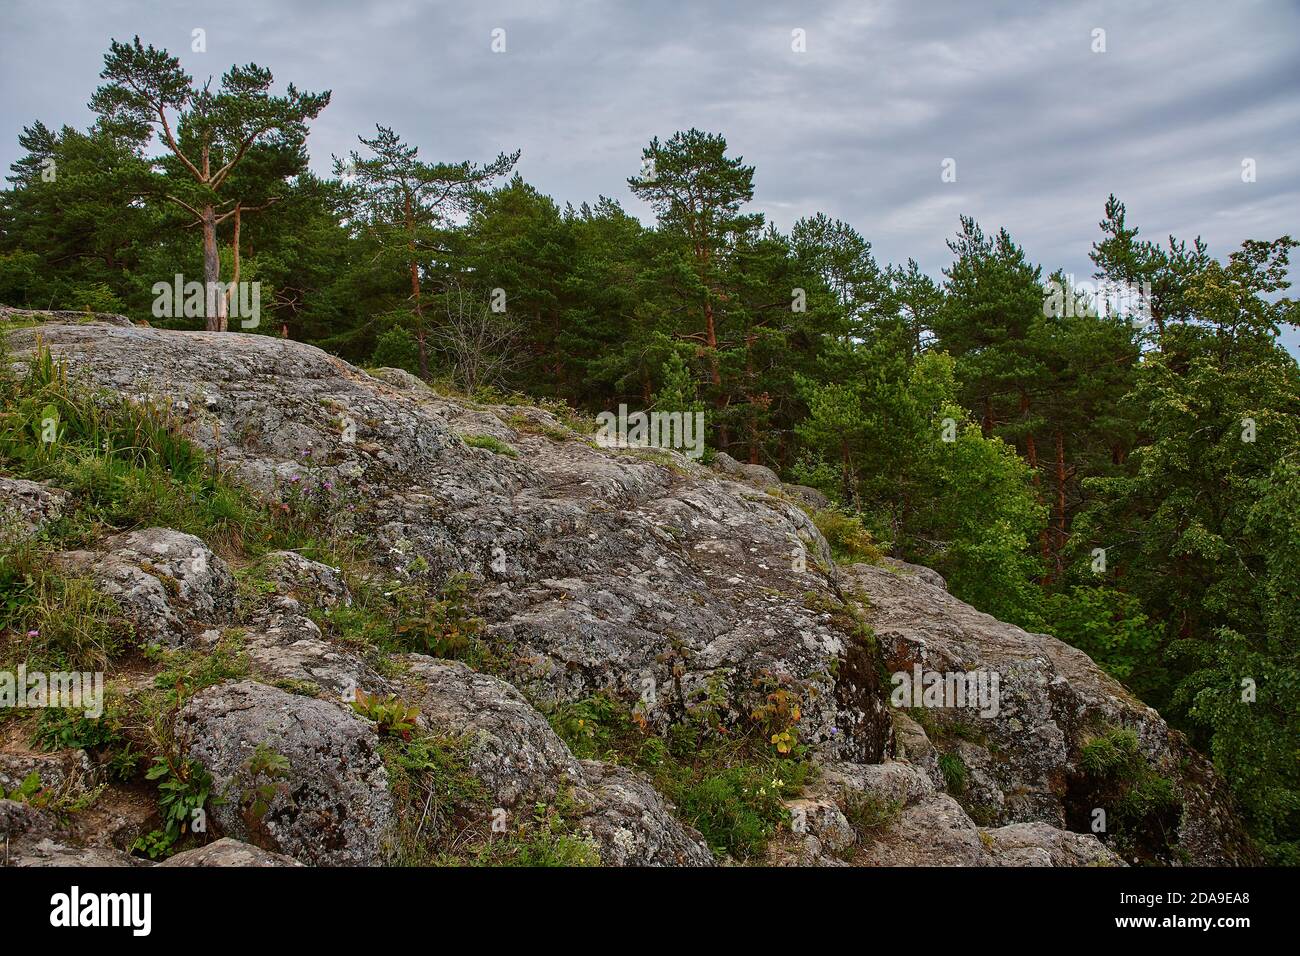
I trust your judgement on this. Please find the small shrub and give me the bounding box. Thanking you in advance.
[136,754,214,858]
[31,708,121,752]
[389,574,485,661]
[812,508,882,565]
[677,764,796,860]
[546,694,629,760]
[844,793,903,835]
[370,326,421,376]
[938,751,968,793]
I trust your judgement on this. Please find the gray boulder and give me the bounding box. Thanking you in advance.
[846,562,1257,865]
[779,482,831,510]
[982,821,1121,867]
[710,450,781,486]
[57,527,236,647]
[575,760,713,866]
[159,837,303,867]
[175,680,392,866]
[878,557,948,591]
[395,654,587,807]
[0,476,68,538]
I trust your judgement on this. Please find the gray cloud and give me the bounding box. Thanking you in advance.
[2,0,1296,348]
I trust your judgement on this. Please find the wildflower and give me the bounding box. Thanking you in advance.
[27,629,39,638]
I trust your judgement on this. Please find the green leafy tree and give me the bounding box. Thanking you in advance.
[336,125,517,376]
[90,36,330,330]
[1077,236,1300,860]
[628,129,762,443]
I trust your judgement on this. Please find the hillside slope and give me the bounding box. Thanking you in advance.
[0,313,1257,866]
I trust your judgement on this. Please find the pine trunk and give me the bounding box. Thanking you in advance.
[202,205,226,332]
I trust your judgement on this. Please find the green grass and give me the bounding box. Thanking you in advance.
[461,433,518,458]
[2,565,132,670]
[505,412,574,443]
[1078,724,1186,858]
[381,732,599,867]
[843,792,904,836]
[1080,726,1144,778]
[938,751,968,793]
[310,571,495,668]
[544,692,814,862]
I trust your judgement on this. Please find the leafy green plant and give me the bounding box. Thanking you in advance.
[546,690,813,861]
[239,743,291,832]
[136,754,213,858]
[677,763,799,860]
[1,770,45,803]
[352,689,420,739]
[749,680,804,755]
[382,732,495,865]
[546,694,629,760]
[388,574,486,661]
[31,708,121,752]
[148,633,249,708]
[466,800,600,867]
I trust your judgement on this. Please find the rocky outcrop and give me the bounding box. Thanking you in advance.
[0,314,1256,868]
[56,528,237,647]
[6,319,893,767]
[0,799,144,867]
[574,760,713,866]
[0,476,68,538]
[174,680,393,866]
[159,838,303,867]
[845,562,1258,865]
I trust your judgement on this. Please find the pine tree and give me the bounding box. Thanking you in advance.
[90,36,330,330]
[335,125,517,376]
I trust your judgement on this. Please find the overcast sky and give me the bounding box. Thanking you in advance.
[2,0,1297,349]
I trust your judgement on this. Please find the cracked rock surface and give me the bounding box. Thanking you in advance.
[0,316,1257,867]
